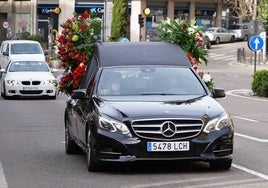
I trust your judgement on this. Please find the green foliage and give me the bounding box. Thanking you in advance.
[251,69,268,97]
[110,0,128,41]
[158,18,209,66]
[20,32,45,43]
[258,0,268,32]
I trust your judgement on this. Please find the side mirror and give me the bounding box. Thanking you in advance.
[71,89,88,99]
[212,88,225,98]
[3,51,9,56]
[44,50,49,56]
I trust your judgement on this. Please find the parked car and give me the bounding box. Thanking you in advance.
[201,31,212,49]
[228,23,251,41]
[0,40,48,69]
[205,27,235,44]
[64,42,234,172]
[0,60,57,99]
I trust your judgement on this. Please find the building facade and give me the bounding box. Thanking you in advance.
[0,0,230,44]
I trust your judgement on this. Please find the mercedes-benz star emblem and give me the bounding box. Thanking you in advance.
[161,121,176,137]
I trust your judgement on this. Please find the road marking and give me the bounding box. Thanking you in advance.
[233,115,259,122]
[0,161,8,188]
[226,89,268,102]
[232,163,268,180]
[235,132,268,142]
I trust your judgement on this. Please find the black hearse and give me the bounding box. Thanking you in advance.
[64,42,234,172]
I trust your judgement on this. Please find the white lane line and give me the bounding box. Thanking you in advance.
[233,115,259,122]
[0,161,8,188]
[226,90,268,102]
[235,132,268,142]
[232,163,268,180]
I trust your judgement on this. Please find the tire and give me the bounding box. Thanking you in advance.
[230,36,235,43]
[206,42,212,49]
[49,94,57,100]
[210,159,232,170]
[2,83,8,100]
[215,38,220,45]
[86,130,100,172]
[65,118,81,154]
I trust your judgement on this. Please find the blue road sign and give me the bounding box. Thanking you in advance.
[248,35,264,51]
[119,38,129,43]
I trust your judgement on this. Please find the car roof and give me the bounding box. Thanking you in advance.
[1,40,40,44]
[93,42,191,67]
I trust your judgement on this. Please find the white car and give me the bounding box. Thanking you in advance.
[0,60,57,99]
[205,27,235,44]
[0,40,47,69]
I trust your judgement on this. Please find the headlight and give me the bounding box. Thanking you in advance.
[44,79,57,86]
[203,113,232,133]
[99,116,130,134]
[6,80,19,86]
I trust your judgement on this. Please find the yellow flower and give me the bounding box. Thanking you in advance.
[72,35,79,41]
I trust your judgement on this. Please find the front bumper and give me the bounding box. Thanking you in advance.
[94,127,233,163]
[4,84,57,97]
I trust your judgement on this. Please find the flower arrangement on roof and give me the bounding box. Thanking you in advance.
[158,18,214,92]
[57,10,101,95]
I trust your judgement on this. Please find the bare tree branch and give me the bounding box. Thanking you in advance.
[223,0,257,19]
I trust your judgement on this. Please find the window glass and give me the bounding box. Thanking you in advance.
[97,67,206,96]
[9,61,49,72]
[79,56,98,89]
[10,43,43,54]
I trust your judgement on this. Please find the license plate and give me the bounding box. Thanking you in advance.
[147,141,190,152]
[23,87,38,90]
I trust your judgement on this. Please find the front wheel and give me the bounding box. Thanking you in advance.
[215,38,220,45]
[65,118,81,154]
[210,159,232,170]
[86,130,100,172]
[230,36,235,43]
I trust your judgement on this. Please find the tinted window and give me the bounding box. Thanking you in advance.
[228,25,241,29]
[80,56,98,89]
[97,67,206,96]
[10,43,43,54]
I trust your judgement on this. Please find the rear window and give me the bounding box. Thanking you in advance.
[10,43,43,55]
[228,25,242,30]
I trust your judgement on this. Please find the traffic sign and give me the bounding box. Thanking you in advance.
[248,20,264,35]
[2,20,10,29]
[248,35,264,51]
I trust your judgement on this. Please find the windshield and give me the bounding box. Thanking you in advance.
[10,43,43,54]
[97,67,206,96]
[8,61,50,72]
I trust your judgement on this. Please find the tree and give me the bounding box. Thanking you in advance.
[110,0,128,41]
[257,0,268,31]
[223,0,257,20]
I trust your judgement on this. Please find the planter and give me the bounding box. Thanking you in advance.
[50,60,60,68]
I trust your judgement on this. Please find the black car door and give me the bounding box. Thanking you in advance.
[75,57,98,146]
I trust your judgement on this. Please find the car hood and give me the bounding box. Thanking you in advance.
[96,95,225,120]
[5,72,55,80]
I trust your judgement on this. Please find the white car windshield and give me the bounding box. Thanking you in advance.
[8,61,50,72]
[97,67,206,96]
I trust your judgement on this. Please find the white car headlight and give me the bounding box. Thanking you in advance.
[6,80,19,86]
[203,113,232,133]
[44,79,57,86]
[99,116,130,134]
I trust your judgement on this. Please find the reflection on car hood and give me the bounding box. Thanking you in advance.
[5,72,55,80]
[96,96,225,120]
[9,54,45,61]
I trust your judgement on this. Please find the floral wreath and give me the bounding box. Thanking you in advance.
[57,11,101,95]
[158,18,214,92]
